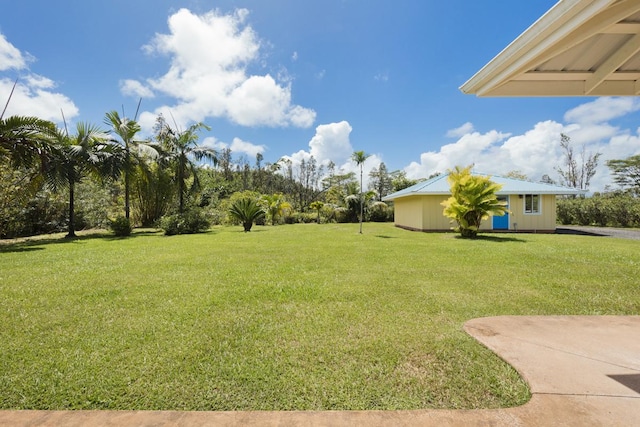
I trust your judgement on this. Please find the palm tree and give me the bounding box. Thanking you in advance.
[155,119,217,213]
[261,193,292,225]
[351,150,370,233]
[48,123,122,238]
[104,110,150,220]
[441,165,508,238]
[229,197,265,232]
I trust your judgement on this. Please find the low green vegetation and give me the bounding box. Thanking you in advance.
[1,223,638,411]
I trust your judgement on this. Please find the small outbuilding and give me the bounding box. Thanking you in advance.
[383,173,584,233]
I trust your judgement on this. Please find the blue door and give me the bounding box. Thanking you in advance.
[492,196,509,230]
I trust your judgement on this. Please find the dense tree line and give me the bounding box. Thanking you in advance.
[554,137,640,228]
[1,114,412,238]
[12,111,640,238]
[557,192,640,227]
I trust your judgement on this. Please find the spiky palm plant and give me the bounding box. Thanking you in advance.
[228,197,265,232]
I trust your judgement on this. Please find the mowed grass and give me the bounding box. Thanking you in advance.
[1,223,638,410]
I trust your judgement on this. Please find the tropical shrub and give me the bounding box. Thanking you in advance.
[160,209,210,235]
[109,216,132,237]
[441,166,508,238]
[133,162,175,227]
[17,191,68,237]
[309,200,324,223]
[556,197,576,225]
[284,212,316,224]
[368,201,393,222]
[261,193,292,225]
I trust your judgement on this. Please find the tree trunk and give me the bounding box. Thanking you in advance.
[66,180,76,238]
[124,170,130,220]
[359,167,364,234]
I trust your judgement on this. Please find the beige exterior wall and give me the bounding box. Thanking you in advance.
[394,194,559,232]
[393,195,450,231]
[393,197,424,230]
[508,194,557,231]
[420,195,451,230]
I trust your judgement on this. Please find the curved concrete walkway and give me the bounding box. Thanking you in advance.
[1,316,638,426]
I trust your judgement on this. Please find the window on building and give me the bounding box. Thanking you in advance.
[524,194,540,214]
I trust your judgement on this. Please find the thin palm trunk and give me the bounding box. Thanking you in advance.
[178,156,185,213]
[66,179,76,238]
[351,150,369,234]
[124,169,130,219]
[359,167,364,234]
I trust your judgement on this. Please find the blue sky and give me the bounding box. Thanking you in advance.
[2,0,640,191]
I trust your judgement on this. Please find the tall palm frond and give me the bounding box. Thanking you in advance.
[0,115,57,170]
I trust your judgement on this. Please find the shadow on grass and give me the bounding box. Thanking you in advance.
[454,234,527,243]
[375,235,396,239]
[0,229,165,253]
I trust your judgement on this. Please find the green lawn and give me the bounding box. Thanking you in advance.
[1,223,638,410]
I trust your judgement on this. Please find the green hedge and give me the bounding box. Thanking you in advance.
[557,194,640,227]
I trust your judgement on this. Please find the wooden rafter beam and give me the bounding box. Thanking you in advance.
[584,33,640,93]
[519,0,640,74]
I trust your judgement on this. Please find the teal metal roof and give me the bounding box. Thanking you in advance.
[382,173,585,201]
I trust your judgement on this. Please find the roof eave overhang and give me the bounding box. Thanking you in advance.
[459,0,637,97]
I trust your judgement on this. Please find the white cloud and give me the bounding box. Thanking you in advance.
[203,136,265,158]
[0,33,30,71]
[0,78,78,123]
[283,121,384,188]
[405,129,510,179]
[0,33,78,123]
[308,121,354,163]
[564,97,640,124]
[227,75,314,127]
[285,121,353,167]
[403,98,640,193]
[230,137,265,157]
[374,72,389,82]
[135,8,315,131]
[292,51,298,61]
[120,79,155,98]
[446,122,474,138]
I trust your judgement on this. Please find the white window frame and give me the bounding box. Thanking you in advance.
[523,194,541,215]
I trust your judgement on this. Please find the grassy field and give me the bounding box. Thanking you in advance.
[1,223,638,410]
